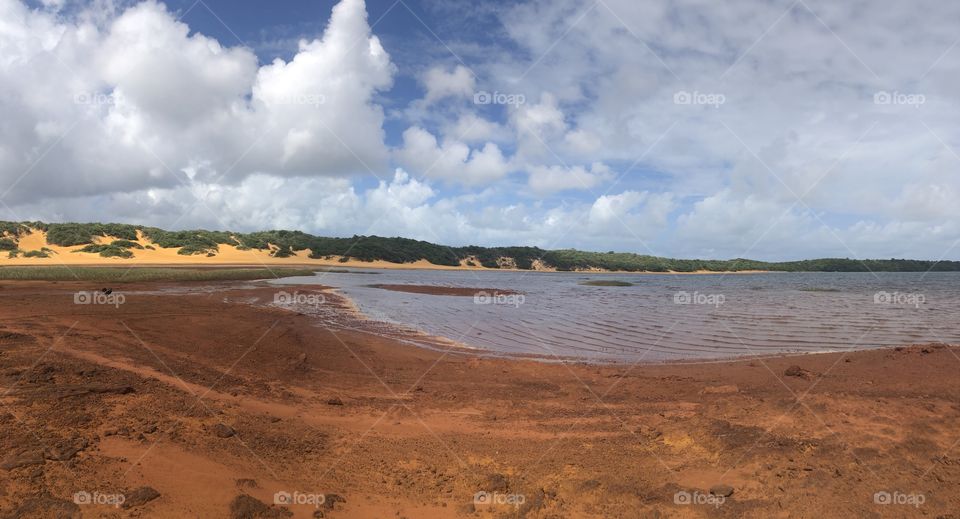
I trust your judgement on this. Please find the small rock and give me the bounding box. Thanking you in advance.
[11,494,79,518]
[235,478,258,489]
[326,398,343,406]
[1,451,45,470]
[213,423,236,438]
[229,494,291,519]
[784,365,810,379]
[709,484,734,497]
[45,439,88,461]
[321,494,346,511]
[121,486,161,509]
[143,424,158,434]
[482,473,509,492]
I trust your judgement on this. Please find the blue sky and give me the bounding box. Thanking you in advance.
[3,0,960,260]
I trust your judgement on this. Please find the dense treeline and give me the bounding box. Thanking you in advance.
[1,220,959,271]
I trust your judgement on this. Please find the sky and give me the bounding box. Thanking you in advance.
[1,0,959,261]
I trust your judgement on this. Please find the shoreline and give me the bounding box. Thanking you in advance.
[0,260,780,275]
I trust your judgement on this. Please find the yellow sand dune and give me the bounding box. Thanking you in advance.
[2,229,489,270]
[2,228,767,273]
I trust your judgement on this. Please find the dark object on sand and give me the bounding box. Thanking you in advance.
[784,365,811,379]
[213,423,236,438]
[122,487,161,509]
[710,484,734,497]
[579,280,634,286]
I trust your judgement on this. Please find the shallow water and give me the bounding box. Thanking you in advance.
[271,269,960,362]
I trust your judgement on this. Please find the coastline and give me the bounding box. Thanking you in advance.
[0,257,776,275]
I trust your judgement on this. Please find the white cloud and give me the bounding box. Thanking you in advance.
[395,126,510,186]
[0,0,394,202]
[422,64,475,104]
[443,112,508,144]
[528,162,612,194]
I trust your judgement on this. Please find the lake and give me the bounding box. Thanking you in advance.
[271,269,959,362]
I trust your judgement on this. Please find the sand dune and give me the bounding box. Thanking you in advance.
[2,229,488,270]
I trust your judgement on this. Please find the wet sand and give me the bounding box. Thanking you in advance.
[369,284,522,297]
[0,280,958,517]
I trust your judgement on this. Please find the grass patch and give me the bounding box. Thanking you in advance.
[579,280,635,287]
[0,266,318,282]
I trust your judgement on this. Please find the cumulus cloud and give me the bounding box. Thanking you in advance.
[394,126,510,186]
[0,0,393,203]
[422,64,475,104]
[527,162,612,194]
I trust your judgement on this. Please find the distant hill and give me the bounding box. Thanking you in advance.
[1,220,958,272]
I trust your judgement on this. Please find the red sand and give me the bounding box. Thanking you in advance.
[0,280,958,517]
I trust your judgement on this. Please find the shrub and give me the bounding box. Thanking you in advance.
[74,244,135,258]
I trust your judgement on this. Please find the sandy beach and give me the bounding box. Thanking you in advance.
[0,278,957,518]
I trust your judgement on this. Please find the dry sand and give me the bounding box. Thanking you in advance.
[0,279,957,517]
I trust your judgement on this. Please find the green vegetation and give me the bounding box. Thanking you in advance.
[308,236,461,265]
[580,280,635,286]
[74,244,135,258]
[2,220,960,272]
[45,223,139,246]
[23,248,54,258]
[0,266,318,282]
[110,239,143,249]
[140,228,235,255]
[74,239,144,258]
